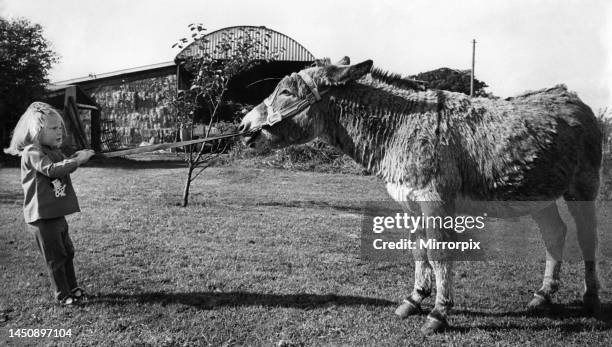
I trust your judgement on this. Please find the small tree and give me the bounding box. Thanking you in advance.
[0,17,59,150]
[172,24,284,206]
[411,68,490,96]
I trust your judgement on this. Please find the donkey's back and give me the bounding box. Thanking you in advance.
[444,85,602,202]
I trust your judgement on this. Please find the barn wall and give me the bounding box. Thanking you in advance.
[83,73,178,148]
[73,60,312,148]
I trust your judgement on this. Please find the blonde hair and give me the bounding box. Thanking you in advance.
[3,102,65,156]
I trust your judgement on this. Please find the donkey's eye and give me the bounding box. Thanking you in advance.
[279,89,294,96]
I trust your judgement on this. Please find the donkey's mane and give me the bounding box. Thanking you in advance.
[369,67,427,91]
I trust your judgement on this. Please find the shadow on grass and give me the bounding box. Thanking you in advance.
[87,291,395,309]
[452,302,612,332]
[254,200,364,213]
[448,320,610,334]
[83,292,612,333]
[0,192,22,204]
[85,157,186,169]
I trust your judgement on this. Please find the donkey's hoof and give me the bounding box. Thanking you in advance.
[395,298,422,319]
[527,292,552,311]
[583,294,601,315]
[420,313,449,335]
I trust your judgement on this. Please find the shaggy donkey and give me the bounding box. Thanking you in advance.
[238,57,602,334]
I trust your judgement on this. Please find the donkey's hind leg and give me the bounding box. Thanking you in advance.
[564,161,601,314]
[565,198,600,314]
[528,202,567,311]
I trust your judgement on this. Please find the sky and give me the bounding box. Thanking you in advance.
[2,0,611,111]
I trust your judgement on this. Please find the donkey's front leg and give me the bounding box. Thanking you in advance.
[421,260,454,334]
[420,202,455,335]
[395,221,433,318]
[395,259,433,318]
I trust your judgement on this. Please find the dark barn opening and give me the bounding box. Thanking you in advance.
[177,60,313,124]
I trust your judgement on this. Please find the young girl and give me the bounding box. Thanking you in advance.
[4,102,95,306]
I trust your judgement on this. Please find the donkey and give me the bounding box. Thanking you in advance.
[238,57,603,334]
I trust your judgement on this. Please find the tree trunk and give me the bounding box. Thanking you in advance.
[182,165,194,207]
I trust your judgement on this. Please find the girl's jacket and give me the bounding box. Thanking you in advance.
[21,144,80,223]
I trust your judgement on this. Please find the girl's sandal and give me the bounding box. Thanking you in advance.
[71,287,86,299]
[58,297,76,307]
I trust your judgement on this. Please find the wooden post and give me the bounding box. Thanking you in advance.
[65,94,89,149]
[470,39,476,97]
[91,108,102,152]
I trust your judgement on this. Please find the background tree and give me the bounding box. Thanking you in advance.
[598,107,611,154]
[172,24,284,206]
[0,17,59,151]
[411,67,490,96]
[597,107,612,200]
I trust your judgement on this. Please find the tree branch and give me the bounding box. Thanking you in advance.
[190,153,221,181]
[195,86,227,163]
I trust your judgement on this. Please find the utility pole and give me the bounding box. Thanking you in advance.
[470,39,476,97]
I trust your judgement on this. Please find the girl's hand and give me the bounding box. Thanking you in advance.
[75,149,95,165]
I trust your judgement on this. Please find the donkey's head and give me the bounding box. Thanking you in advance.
[239,57,373,150]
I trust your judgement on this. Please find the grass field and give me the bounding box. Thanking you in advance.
[1,159,611,346]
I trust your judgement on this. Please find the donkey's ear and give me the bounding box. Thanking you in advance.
[325,60,373,85]
[335,56,350,65]
[314,58,332,67]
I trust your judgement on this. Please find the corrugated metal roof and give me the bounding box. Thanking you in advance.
[176,26,315,62]
[51,61,176,85]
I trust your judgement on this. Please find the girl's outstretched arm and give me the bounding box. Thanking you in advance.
[23,146,79,178]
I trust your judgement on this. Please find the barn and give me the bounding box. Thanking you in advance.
[49,26,315,151]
